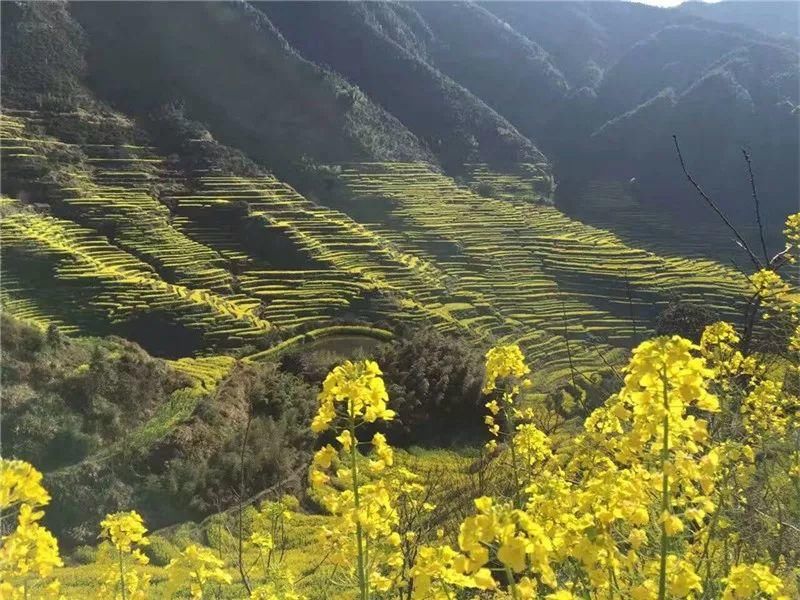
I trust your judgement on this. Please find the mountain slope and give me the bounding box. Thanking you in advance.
[405,2,570,141]
[255,1,549,172]
[2,0,789,550]
[68,1,434,173]
[588,34,798,254]
[679,0,800,39]
[479,1,798,250]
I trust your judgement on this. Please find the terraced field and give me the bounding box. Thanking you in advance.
[1,110,749,387]
[559,179,745,261]
[1,111,233,291]
[0,111,406,353]
[1,203,272,349]
[166,174,474,336]
[335,162,747,382]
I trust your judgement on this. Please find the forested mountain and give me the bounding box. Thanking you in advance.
[256,1,549,170]
[480,1,798,252]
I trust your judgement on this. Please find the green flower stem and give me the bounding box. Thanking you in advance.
[658,367,670,600]
[119,548,128,600]
[506,406,522,509]
[504,565,520,600]
[349,411,369,600]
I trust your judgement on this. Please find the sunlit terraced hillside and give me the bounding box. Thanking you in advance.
[2,108,749,385]
[0,110,415,355]
[1,111,233,291]
[0,202,272,352]
[334,162,748,381]
[165,174,479,335]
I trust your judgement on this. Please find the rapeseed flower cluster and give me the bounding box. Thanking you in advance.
[166,543,232,598]
[0,459,51,509]
[722,563,790,599]
[310,359,394,433]
[250,568,305,600]
[98,511,151,600]
[483,343,531,395]
[783,212,800,263]
[700,321,757,380]
[0,459,64,600]
[410,330,795,599]
[750,269,793,319]
[309,359,405,599]
[481,344,542,506]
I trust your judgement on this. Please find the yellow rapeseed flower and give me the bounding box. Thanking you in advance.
[0,459,50,509]
[312,360,394,433]
[166,544,232,599]
[722,563,789,599]
[100,511,150,553]
[483,344,530,394]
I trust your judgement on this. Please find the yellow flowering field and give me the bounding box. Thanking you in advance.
[2,214,799,598]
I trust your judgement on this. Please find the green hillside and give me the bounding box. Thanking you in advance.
[0,0,765,381]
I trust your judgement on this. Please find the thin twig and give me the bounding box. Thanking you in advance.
[237,409,253,595]
[561,296,577,388]
[742,148,769,263]
[672,135,762,270]
[624,269,638,340]
[593,346,624,385]
[769,246,792,269]
[293,548,335,584]
[754,508,800,535]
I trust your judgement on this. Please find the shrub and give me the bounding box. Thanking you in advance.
[150,363,317,514]
[473,180,496,198]
[655,298,719,341]
[375,329,486,445]
[70,545,97,565]
[170,523,203,550]
[143,535,178,566]
[1,314,190,473]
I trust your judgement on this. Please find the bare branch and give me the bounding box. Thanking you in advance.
[561,296,577,388]
[237,408,254,595]
[742,148,770,263]
[672,135,762,270]
[768,246,792,270]
[754,508,800,535]
[593,346,624,385]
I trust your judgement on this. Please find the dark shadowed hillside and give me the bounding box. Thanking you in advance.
[405,2,570,141]
[480,1,798,251]
[69,1,435,173]
[255,1,548,172]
